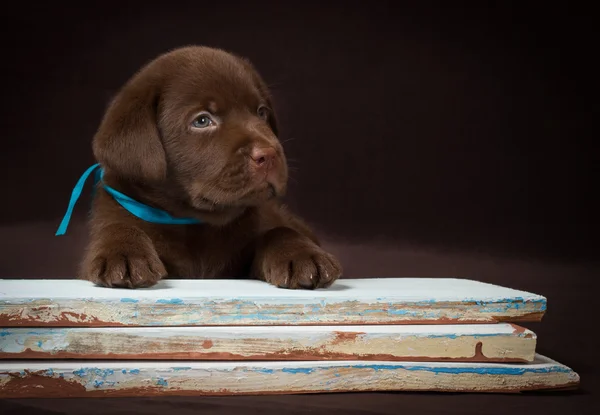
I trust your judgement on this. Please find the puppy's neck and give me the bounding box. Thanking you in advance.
[102,172,248,227]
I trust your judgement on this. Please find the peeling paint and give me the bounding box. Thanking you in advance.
[0,354,579,398]
[0,324,537,362]
[331,331,365,345]
[0,278,547,327]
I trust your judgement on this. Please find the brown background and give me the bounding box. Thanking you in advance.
[0,1,597,414]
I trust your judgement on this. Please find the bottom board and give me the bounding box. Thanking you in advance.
[0,323,536,362]
[0,354,579,397]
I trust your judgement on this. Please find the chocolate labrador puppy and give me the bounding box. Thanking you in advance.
[78,46,342,290]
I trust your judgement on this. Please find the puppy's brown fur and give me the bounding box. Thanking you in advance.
[79,46,342,290]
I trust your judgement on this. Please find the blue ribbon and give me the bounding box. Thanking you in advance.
[55,163,202,236]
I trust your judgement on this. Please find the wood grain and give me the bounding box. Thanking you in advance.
[0,323,536,362]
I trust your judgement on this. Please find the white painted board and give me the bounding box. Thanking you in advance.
[0,354,579,397]
[0,278,546,326]
[0,323,537,362]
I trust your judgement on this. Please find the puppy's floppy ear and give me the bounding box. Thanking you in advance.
[92,75,167,182]
[239,57,279,136]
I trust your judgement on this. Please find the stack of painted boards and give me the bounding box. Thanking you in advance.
[0,278,579,397]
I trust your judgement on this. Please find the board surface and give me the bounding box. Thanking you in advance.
[0,278,546,327]
[0,354,578,397]
[0,323,536,362]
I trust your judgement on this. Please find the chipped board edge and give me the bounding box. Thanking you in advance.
[0,354,579,398]
[0,298,546,328]
[0,278,546,327]
[0,278,547,327]
[0,323,537,363]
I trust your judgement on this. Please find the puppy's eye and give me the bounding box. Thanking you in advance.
[257,106,269,121]
[192,114,214,129]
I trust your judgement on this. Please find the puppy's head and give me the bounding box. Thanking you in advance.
[93,46,287,219]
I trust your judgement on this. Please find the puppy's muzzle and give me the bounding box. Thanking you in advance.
[249,146,278,177]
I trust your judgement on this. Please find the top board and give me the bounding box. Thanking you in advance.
[0,278,546,327]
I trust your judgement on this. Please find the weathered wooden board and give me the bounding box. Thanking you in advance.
[0,278,546,327]
[0,323,537,362]
[0,354,578,397]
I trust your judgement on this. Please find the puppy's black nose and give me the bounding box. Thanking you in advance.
[250,147,277,170]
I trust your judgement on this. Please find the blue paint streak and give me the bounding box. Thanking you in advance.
[120,298,139,303]
[388,309,413,316]
[213,313,282,322]
[361,309,385,314]
[172,367,192,372]
[100,369,115,377]
[73,369,86,377]
[129,369,140,374]
[428,334,458,339]
[72,368,116,378]
[281,368,314,375]
[0,330,10,337]
[462,297,547,313]
[252,368,275,374]
[271,359,570,378]
[156,298,184,304]
[348,364,571,375]
[414,299,438,304]
[156,377,168,386]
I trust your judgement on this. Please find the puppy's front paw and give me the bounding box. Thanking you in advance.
[82,248,166,289]
[267,246,342,289]
[256,230,343,289]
